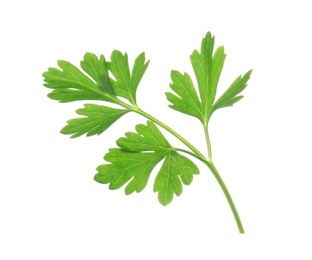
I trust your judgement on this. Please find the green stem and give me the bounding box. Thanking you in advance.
[204,124,212,161]
[174,148,208,165]
[205,161,245,233]
[134,107,207,161]
[174,149,244,233]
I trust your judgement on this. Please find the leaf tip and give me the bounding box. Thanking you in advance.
[125,186,135,195]
[47,92,64,102]
[158,197,172,206]
[94,173,100,182]
[42,71,49,79]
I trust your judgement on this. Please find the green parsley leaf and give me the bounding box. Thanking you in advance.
[190,32,219,119]
[167,32,226,123]
[43,51,149,106]
[131,52,150,98]
[166,71,204,123]
[212,70,252,112]
[94,121,199,205]
[154,150,199,205]
[167,32,250,123]
[60,104,129,138]
[117,121,171,152]
[108,51,149,105]
[43,54,116,103]
[95,148,164,195]
[80,53,115,95]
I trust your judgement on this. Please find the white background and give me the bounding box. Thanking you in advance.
[1,0,312,259]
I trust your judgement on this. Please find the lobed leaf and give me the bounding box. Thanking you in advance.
[210,46,226,105]
[80,53,115,95]
[213,70,252,112]
[154,150,199,205]
[61,104,129,138]
[43,51,150,140]
[108,51,132,102]
[95,149,165,195]
[168,32,250,122]
[190,32,215,118]
[166,71,204,123]
[131,52,150,97]
[117,121,171,152]
[108,51,149,105]
[43,55,116,103]
[94,121,199,205]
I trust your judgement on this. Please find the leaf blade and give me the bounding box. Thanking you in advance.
[43,55,116,103]
[209,46,226,106]
[166,71,204,122]
[60,104,129,138]
[108,51,149,105]
[131,52,150,101]
[108,51,133,103]
[213,70,252,112]
[95,149,165,194]
[154,151,199,206]
[190,32,215,118]
[95,121,199,204]
[80,53,115,95]
[117,121,171,152]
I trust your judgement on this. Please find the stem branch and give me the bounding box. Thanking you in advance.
[174,148,208,165]
[134,107,207,161]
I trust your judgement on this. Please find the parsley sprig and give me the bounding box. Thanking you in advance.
[43,32,252,233]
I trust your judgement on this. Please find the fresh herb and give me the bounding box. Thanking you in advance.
[43,32,252,233]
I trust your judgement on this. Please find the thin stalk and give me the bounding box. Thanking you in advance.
[174,148,208,165]
[175,148,244,233]
[204,124,212,161]
[205,161,245,233]
[133,107,207,161]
